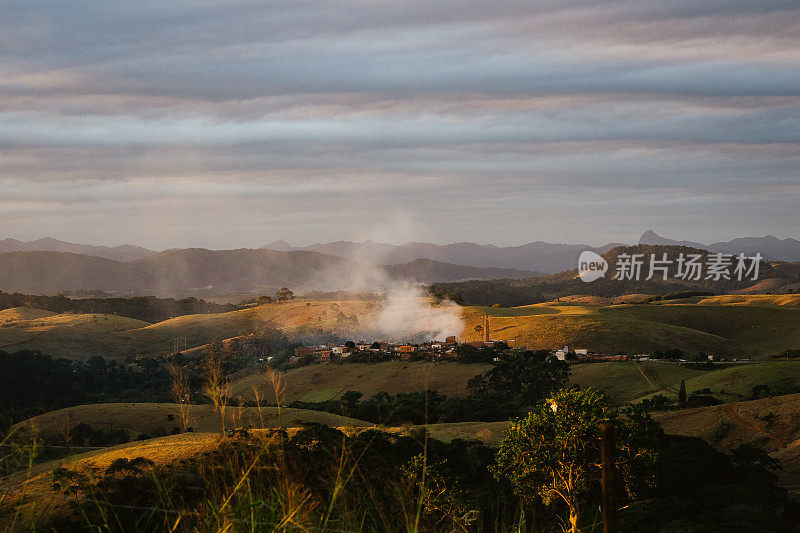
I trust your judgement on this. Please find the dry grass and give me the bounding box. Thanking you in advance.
[695,294,800,307]
[0,299,381,359]
[0,307,57,321]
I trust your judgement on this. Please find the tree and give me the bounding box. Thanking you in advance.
[341,390,363,410]
[169,367,191,432]
[493,388,660,533]
[678,380,687,405]
[275,287,295,301]
[210,338,224,364]
[204,351,230,433]
[443,292,463,305]
[467,352,569,409]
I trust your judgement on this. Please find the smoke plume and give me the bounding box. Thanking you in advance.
[304,232,465,342]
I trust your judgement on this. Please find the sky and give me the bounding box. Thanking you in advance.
[1,0,799,249]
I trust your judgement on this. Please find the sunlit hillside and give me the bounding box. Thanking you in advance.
[1,294,797,359]
[0,299,381,359]
[461,296,800,357]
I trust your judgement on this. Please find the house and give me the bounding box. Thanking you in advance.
[399,345,417,356]
[294,347,314,358]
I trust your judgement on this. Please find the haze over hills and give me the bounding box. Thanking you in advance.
[639,230,800,262]
[261,239,625,273]
[0,232,796,299]
[0,249,541,297]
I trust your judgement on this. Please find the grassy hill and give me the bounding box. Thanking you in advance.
[232,360,492,403]
[0,308,151,357]
[607,304,800,356]
[653,393,800,451]
[680,361,800,399]
[460,296,800,357]
[580,360,800,405]
[0,299,380,358]
[570,362,709,403]
[652,393,800,492]
[0,307,58,321]
[12,403,371,440]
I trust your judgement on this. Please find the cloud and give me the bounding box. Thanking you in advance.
[0,1,797,247]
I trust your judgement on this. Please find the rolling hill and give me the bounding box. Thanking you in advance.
[0,299,380,358]
[1,294,797,360]
[232,360,493,403]
[11,403,371,439]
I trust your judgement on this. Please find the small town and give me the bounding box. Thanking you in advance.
[290,337,592,364]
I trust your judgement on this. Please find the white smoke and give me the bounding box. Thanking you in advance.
[302,222,465,342]
[368,283,464,342]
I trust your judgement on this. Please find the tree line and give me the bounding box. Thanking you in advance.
[0,292,236,323]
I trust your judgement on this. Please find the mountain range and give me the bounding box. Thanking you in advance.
[0,250,539,297]
[638,231,800,262]
[261,239,624,272]
[263,231,800,271]
[0,237,154,262]
[0,231,797,297]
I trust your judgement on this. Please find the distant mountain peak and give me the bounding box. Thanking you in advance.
[638,230,706,249]
[261,239,293,251]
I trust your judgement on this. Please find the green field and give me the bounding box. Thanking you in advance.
[583,360,800,405]
[570,362,709,403]
[607,304,800,356]
[681,361,800,399]
[232,360,493,403]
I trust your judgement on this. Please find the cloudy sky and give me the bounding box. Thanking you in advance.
[2,0,798,249]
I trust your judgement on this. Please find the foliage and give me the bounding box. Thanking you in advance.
[467,350,569,409]
[0,291,235,323]
[275,287,295,301]
[620,435,798,532]
[0,350,173,432]
[493,388,661,532]
[44,428,507,532]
